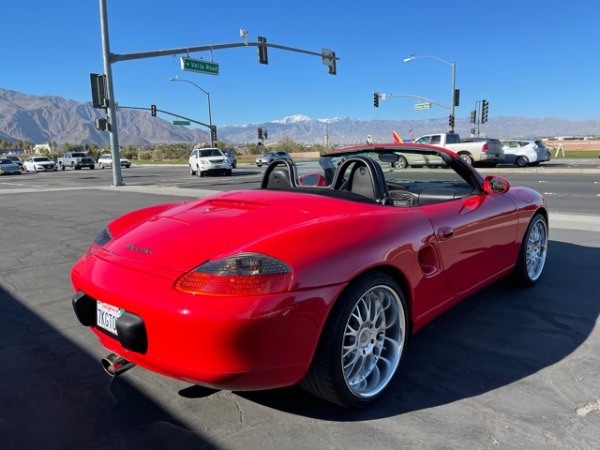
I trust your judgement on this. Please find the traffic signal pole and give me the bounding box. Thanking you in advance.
[99,0,123,186]
[98,0,339,187]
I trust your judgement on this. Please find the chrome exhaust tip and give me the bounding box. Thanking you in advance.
[101,352,135,377]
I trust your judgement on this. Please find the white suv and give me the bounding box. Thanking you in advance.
[189,147,233,177]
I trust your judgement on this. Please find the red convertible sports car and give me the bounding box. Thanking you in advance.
[71,144,548,408]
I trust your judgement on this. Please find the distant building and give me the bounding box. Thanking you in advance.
[33,144,52,154]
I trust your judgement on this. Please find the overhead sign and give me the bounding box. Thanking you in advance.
[180,57,219,76]
[173,120,190,126]
[415,102,431,110]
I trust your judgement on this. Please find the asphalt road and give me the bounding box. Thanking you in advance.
[0,161,599,449]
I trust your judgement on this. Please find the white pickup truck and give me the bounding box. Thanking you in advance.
[57,152,95,170]
[414,133,504,166]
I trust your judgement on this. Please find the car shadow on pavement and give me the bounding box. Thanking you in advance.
[0,285,218,449]
[238,239,600,420]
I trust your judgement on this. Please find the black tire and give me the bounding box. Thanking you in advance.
[459,153,473,165]
[516,156,529,168]
[513,212,548,287]
[189,165,196,176]
[60,163,65,171]
[300,272,408,408]
[393,156,408,169]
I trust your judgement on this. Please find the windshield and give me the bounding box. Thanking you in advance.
[200,149,223,157]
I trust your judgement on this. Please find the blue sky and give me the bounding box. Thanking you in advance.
[2,0,599,127]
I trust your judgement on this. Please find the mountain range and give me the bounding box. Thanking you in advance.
[1,87,599,147]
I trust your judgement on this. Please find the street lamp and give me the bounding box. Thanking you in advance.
[404,54,457,131]
[169,76,214,146]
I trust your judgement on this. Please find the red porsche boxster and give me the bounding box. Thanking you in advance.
[71,144,548,408]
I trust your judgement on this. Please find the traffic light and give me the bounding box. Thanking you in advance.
[374,92,379,108]
[258,127,263,139]
[263,129,268,140]
[453,89,460,107]
[322,48,336,75]
[482,100,489,123]
[470,110,477,124]
[151,104,157,117]
[449,114,455,128]
[210,125,217,142]
[258,36,268,65]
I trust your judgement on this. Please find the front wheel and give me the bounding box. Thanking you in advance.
[189,165,196,176]
[513,212,548,286]
[301,272,408,408]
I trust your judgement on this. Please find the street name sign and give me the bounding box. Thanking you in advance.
[180,57,219,76]
[173,120,191,126]
[415,102,431,110]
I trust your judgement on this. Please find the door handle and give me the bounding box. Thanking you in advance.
[438,226,454,240]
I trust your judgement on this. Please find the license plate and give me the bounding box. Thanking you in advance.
[97,301,124,335]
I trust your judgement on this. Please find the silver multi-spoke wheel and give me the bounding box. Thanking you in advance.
[525,215,547,282]
[514,213,548,286]
[342,285,405,399]
[301,272,408,408]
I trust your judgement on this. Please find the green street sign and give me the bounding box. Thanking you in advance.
[173,120,191,126]
[180,57,219,76]
[415,102,431,110]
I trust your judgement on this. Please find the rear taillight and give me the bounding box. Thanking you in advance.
[482,143,489,153]
[175,253,292,296]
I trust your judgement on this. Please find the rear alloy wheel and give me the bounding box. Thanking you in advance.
[516,156,529,167]
[301,272,408,408]
[513,213,548,286]
[459,153,473,165]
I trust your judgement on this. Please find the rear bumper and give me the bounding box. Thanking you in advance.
[71,253,338,390]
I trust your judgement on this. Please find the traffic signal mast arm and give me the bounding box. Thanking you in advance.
[119,105,211,128]
[109,40,339,75]
[379,93,452,110]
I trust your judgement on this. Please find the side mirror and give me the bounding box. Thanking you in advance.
[299,173,326,186]
[483,175,510,194]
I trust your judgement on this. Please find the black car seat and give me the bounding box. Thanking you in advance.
[331,156,393,205]
[261,159,298,190]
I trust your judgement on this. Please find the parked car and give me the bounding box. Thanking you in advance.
[71,143,548,409]
[98,154,131,169]
[0,158,22,175]
[255,150,292,167]
[501,139,551,167]
[23,156,58,172]
[223,150,237,168]
[188,147,232,177]
[3,155,24,172]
